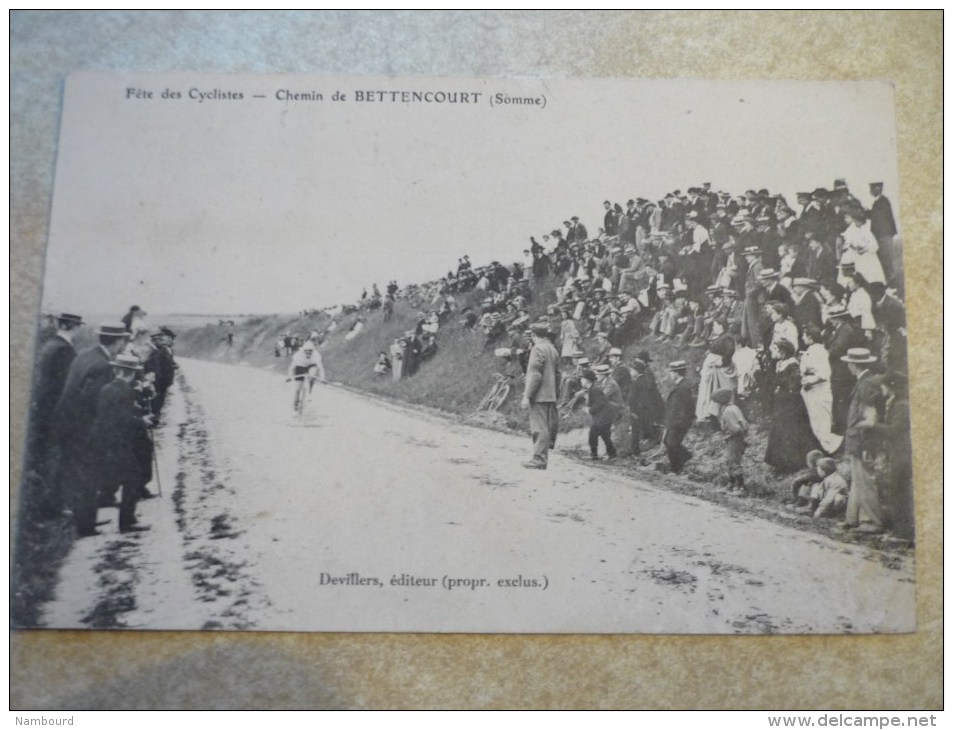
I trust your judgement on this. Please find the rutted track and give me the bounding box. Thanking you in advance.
[41,358,915,634]
[41,371,270,630]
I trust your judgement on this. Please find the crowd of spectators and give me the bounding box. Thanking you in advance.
[309,178,912,542]
[25,304,177,538]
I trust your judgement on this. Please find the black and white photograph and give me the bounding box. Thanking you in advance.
[12,71,916,635]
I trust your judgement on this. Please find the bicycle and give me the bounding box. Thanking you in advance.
[478,372,513,411]
[288,372,315,419]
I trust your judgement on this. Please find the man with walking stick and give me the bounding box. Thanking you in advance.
[87,353,156,534]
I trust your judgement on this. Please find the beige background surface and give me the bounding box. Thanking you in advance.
[10,10,941,709]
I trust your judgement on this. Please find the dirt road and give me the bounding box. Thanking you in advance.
[41,358,915,634]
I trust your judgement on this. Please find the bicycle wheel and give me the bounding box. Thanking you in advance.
[478,384,498,411]
[489,382,510,411]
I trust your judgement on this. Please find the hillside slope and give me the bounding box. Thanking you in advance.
[171,280,916,554]
[175,281,562,431]
[173,276,785,491]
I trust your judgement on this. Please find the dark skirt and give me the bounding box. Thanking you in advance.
[764,391,819,473]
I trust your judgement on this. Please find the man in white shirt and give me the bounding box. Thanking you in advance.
[288,342,326,410]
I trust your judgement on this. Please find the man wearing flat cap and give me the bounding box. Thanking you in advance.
[26,312,84,516]
[521,321,561,469]
[54,322,131,536]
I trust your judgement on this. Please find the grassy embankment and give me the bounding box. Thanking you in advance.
[169,277,906,551]
[175,277,785,495]
[176,280,564,430]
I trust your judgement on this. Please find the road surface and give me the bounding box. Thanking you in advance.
[42,358,915,634]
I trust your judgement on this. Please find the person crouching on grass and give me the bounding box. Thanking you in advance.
[710,388,748,492]
[798,457,849,519]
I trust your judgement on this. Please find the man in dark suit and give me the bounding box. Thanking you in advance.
[795,192,818,237]
[663,360,694,474]
[790,278,824,345]
[868,282,908,373]
[628,357,664,458]
[620,200,638,246]
[144,327,176,415]
[754,214,782,270]
[26,313,84,516]
[570,216,588,244]
[804,235,836,282]
[608,347,631,401]
[825,306,861,436]
[54,322,130,536]
[88,353,155,533]
[868,182,899,286]
[760,269,794,309]
[603,202,619,237]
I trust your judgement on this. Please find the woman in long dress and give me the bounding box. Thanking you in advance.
[841,210,885,286]
[560,314,580,365]
[798,324,843,454]
[764,338,820,473]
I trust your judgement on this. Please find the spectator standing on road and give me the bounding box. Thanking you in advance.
[54,322,130,537]
[583,364,623,461]
[26,312,83,516]
[662,360,694,474]
[87,353,156,534]
[521,321,560,470]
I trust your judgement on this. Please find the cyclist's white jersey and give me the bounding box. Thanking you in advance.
[288,348,326,380]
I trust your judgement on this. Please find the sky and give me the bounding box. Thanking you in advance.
[40,73,901,317]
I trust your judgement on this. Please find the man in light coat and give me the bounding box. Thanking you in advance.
[521,321,560,469]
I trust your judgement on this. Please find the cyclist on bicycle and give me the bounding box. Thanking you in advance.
[287,341,326,410]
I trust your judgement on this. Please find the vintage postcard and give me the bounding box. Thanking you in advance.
[13,72,915,633]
